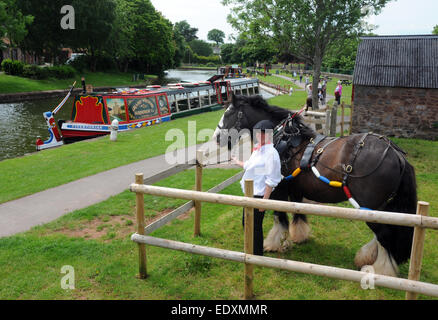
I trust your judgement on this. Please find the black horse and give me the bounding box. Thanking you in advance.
[213,94,417,277]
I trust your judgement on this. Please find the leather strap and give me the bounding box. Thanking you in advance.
[300,135,326,170]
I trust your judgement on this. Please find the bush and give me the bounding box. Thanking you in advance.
[1,59,25,76]
[48,65,76,79]
[192,54,221,65]
[22,64,40,79]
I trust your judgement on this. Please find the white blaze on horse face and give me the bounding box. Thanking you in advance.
[212,114,225,141]
[212,104,233,142]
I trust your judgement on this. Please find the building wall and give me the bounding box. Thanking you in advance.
[352,85,438,140]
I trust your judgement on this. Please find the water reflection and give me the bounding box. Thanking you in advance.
[0,97,73,161]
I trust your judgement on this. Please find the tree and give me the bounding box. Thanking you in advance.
[69,0,116,71]
[223,0,391,111]
[0,0,33,53]
[220,43,235,63]
[433,25,438,35]
[208,29,226,45]
[110,0,175,74]
[17,0,68,62]
[189,39,213,57]
[174,20,198,43]
[172,24,187,67]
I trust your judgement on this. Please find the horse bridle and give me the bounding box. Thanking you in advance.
[235,110,244,131]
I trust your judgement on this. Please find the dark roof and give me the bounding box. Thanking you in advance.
[353,35,438,89]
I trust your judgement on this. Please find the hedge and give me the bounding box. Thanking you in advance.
[1,59,76,79]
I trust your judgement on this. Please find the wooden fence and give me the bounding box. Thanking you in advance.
[130,167,438,299]
[303,102,353,137]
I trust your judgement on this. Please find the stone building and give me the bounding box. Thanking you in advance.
[351,35,438,140]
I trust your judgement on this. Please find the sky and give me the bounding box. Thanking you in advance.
[368,0,438,35]
[150,0,438,42]
[150,0,236,42]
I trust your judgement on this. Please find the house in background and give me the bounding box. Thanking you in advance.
[1,38,73,66]
[352,35,438,140]
[1,38,43,65]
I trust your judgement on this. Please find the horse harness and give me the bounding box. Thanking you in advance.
[274,117,407,211]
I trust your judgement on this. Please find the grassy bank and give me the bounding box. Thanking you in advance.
[0,72,156,94]
[0,110,224,204]
[257,75,302,90]
[1,138,437,300]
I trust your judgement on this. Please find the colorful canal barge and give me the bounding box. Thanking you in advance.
[36,76,260,150]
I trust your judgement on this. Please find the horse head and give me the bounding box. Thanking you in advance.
[212,94,276,149]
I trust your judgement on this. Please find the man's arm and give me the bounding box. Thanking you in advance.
[259,185,273,213]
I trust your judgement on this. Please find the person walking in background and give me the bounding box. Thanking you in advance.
[299,71,303,83]
[232,120,282,256]
[306,83,313,110]
[335,80,343,105]
[318,79,323,104]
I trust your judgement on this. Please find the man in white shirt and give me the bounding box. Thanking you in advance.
[232,120,283,256]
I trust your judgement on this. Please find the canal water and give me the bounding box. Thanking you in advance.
[0,69,272,162]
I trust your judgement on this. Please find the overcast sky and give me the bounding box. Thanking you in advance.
[150,0,438,42]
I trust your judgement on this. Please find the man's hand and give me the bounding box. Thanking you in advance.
[259,185,273,212]
[231,156,244,167]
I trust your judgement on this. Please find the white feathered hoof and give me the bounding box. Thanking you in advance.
[354,237,378,269]
[289,219,310,243]
[361,241,399,277]
[264,217,290,253]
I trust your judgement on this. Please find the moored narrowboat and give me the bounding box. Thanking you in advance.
[36,75,260,151]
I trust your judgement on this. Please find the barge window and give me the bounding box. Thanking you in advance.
[157,95,170,115]
[107,98,127,122]
[127,97,158,120]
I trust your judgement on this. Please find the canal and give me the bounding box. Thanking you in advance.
[0,69,272,162]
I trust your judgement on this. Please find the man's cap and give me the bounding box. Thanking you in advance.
[254,120,275,132]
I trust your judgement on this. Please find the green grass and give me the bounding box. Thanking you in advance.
[268,91,308,111]
[0,72,155,94]
[1,137,437,300]
[257,75,301,90]
[0,110,224,204]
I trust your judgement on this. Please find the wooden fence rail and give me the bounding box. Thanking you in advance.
[130,179,438,299]
[131,234,438,298]
[130,184,438,230]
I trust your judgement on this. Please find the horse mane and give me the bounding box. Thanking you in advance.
[245,95,291,121]
[243,95,316,141]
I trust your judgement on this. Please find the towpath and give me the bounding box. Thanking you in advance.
[0,141,236,238]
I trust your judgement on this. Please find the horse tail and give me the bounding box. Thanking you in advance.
[369,161,417,265]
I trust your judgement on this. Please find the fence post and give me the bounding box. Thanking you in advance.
[325,109,331,136]
[340,102,345,137]
[244,179,254,300]
[194,150,204,237]
[330,103,338,137]
[349,102,354,136]
[406,201,430,300]
[135,173,147,279]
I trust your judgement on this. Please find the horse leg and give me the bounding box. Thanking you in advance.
[357,231,399,277]
[289,214,311,243]
[356,162,417,277]
[354,236,378,268]
[264,181,291,252]
[264,212,290,252]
